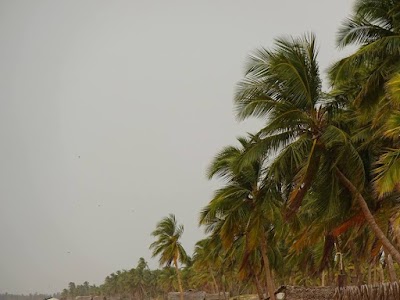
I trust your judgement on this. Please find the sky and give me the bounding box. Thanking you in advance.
[0,0,355,295]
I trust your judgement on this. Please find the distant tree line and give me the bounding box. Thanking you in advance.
[0,293,60,300]
[60,257,254,300]
[61,281,101,299]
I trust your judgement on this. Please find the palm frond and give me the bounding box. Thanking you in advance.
[235,33,322,122]
[337,17,394,48]
[373,148,400,197]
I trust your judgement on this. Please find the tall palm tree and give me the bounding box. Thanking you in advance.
[234,33,400,264]
[150,214,188,300]
[329,0,400,198]
[330,0,400,263]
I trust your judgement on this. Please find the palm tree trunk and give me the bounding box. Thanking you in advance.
[260,234,276,300]
[379,264,385,283]
[220,274,227,300]
[373,257,377,284]
[335,169,400,264]
[327,268,331,286]
[173,257,184,300]
[386,252,397,282]
[368,262,372,285]
[209,266,219,297]
[355,263,362,286]
[252,270,264,300]
[350,241,362,285]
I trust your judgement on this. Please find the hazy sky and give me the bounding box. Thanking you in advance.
[0,0,355,295]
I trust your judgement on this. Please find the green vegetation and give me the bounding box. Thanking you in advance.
[60,0,400,299]
[0,294,59,300]
[150,214,188,300]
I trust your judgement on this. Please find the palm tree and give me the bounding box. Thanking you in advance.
[150,214,188,300]
[200,135,281,300]
[234,33,400,264]
[104,273,119,297]
[331,0,400,109]
[68,282,76,298]
[192,238,220,294]
[132,258,151,299]
[329,0,400,263]
[371,74,400,197]
[330,0,400,199]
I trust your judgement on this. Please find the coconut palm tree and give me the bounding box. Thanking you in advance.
[157,267,179,296]
[131,258,151,299]
[234,33,400,264]
[329,0,400,265]
[370,74,400,197]
[331,0,400,109]
[192,238,220,294]
[329,0,400,198]
[150,214,188,300]
[200,135,282,300]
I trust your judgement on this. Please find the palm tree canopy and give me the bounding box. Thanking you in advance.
[235,33,321,124]
[150,214,188,267]
[331,0,400,109]
[234,33,365,221]
[337,0,400,48]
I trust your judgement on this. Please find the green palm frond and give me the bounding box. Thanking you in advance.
[207,145,241,180]
[235,33,321,122]
[384,111,400,138]
[319,125,366,190]
[338,0,400,47]
[386,72,400,104]
[373,148,400,196]
[267,136,312,182]
[234,130,296,171]
[337,17,394,48]
[332,0,400,113]
[355,0,400,28]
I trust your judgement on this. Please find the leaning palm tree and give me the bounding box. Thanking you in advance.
[150,214,188,300]
[234,33,400,264]
[329,0,400,197]
[329,0,400,263]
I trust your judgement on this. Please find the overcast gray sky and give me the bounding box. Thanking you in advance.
[0,0,355,295]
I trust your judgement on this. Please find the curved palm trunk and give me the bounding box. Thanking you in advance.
[286,140,320,219]
[173,257,184,300]
[336,169,400,265]
[260,234,276,300]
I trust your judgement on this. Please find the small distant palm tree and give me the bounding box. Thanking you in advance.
[150,214,188,300]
